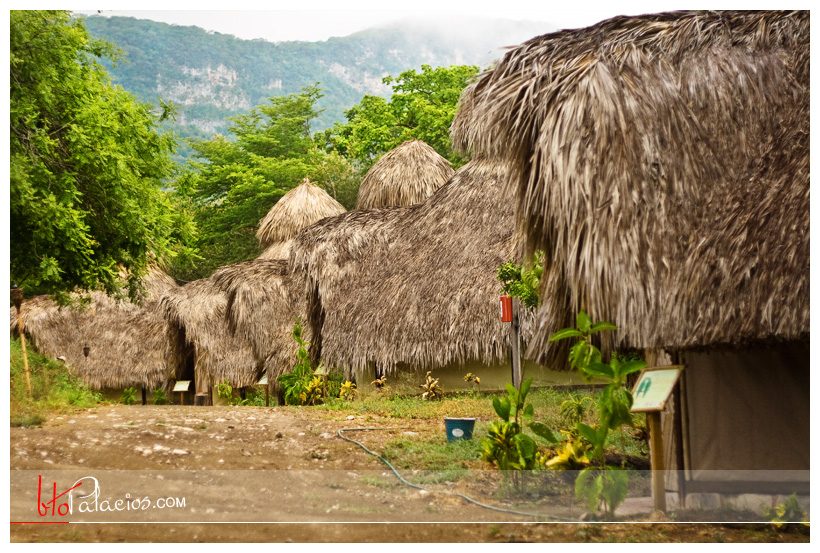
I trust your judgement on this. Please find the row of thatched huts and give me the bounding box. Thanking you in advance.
[11,9,808,510]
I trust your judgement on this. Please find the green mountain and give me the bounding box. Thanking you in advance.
[80,14,556,158]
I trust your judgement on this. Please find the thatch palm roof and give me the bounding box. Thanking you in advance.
[290,159,536,374]
[158,275,260,388]
[451,10,809,360]
[256,178,346,250]
[355,140,455,209]
[10,266,178,390]
[210,259,302,381]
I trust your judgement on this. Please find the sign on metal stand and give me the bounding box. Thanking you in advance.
[630,365,684,514]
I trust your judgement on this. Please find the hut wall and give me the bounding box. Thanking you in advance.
[678,341,809,494]
[353,359,589,393]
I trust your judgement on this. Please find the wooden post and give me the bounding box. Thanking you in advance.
[19,326,32,397]
[141,386,147,406]
[648,411,667,513]
[510,298,522,389]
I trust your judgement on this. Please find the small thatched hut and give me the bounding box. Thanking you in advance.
[159,274,260,404]
[451,10,809,507]
[210,259,302,384]
[10,266,178,400]
[256,177,346,252]
[290,159,579,390]
[355,140,455,209]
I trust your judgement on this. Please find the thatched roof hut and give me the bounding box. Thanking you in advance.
[291,159,537,375]
[158,275,260,392]
[451,10,809,499]
[210,258,302,381]
[256,178,346,251]
[452,10,809,357]
[355,140,455,209]
[10,266,177,391]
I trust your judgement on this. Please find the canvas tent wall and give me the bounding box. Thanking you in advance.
[451,10,809,504]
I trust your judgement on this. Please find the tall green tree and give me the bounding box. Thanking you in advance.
[318,64,479,171]
[10,11,195,300]
[173,85,358,281]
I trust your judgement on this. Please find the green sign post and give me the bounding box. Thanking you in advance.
[630,365,684,514]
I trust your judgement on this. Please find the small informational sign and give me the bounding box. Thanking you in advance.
[257,375,268,386]
[630,366,683,412]
[172,380,191,392]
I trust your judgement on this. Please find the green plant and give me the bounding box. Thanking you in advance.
[463,372,481,391]
[339,381,358,401]
[215,380,233,399]
[152,388,167,405]
[496,251,544,310]
[560,395,594,425]
[549,311,647,519]
[120,387,137,405]
[765,494,809,529]
[277,318,318,406]
[230,388,267,406]
[481,378,560,489]
[301,376,325,406]
[545,438,591,470]
[371,375,387,388]
[419,372,443,400]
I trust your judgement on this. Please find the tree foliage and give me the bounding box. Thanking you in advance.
[318,64,479,171]
[171,85,358,281]
[10,10,195,300]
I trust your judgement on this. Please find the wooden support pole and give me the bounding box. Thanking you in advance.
[648,411,667,513]
[19,326,32,397]
[141,386,147,405]
[510,298,522,389]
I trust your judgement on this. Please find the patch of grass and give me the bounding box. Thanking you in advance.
[381,434,482,471]
[10,337,103,426]
[360,475,396,488]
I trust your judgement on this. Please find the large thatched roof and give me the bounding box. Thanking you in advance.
[158,275,260,388]
[10,266,178,390]
[355,140,455,209]
[451,10,809,360]
[291,159,537,374]
[256,178,346,250]
[210,259,302,380]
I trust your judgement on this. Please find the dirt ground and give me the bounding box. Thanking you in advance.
[10,404,809,543]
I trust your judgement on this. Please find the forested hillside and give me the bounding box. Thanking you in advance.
[81,15,555,143]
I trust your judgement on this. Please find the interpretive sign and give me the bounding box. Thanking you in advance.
[630,366,683,412]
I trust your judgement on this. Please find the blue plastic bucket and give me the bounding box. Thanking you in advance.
[444,417,477,442]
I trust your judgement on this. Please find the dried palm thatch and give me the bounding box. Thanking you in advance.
[291,159,539,374]
[256,178,346,249]
[451,10,809,360]
[159,276,260,389]
[257,240,293,261]
[210,259,303,381]
[10,266,178,390]
[355,140,455,209]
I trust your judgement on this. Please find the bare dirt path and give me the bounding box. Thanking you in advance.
[10,404,809,543]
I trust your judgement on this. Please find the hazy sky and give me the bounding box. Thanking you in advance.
[71,1,701,43]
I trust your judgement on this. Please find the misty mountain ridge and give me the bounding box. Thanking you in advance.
[81,14,557,154]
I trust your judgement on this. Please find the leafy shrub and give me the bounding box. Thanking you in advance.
[153,388,167,405]
[121,387,137,405]
[215,380,233,399]
[419,372,443,400]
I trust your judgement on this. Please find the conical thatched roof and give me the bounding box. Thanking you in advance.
[256,178,346,250]
[10,266,178,390]
[210,259,302,381]
[158,275,260,388]
[451,10,809,361]
[290,159,537,374]
[355,140,455,209]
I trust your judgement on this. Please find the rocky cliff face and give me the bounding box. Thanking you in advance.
[82,14,556,143]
